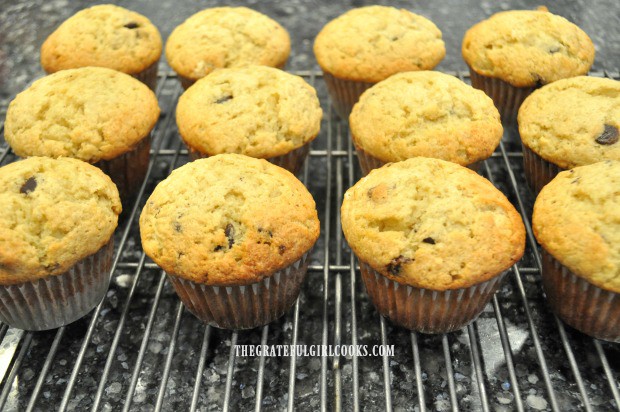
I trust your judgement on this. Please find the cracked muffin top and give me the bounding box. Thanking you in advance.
[341,157,525,290]
[533,161,620,292]
[176,66,322,158]
[519,76,620,169]
[5,67,160,163]
[0,157,121,285]
[350,71,502,165]
[139,154,320,286]
[462,10,594,87]
[41,4,162,74]
[314,6,445,83]
[165,7,290,82]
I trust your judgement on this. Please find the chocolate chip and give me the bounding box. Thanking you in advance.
[124,22,139,29]
[278,245,286,255]
[225,224,235,248]
[422,237,436,245]
[215,95,233,104]
[214,245,224,252]
[173,222,182,233]
[595,124,619,145]
[20,177,37,194]
[386,255,412,276]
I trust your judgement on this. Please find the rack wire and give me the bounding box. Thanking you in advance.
[0,69,618,411]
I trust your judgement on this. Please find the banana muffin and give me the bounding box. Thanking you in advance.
[166,7,290,89]
[533,161,620,341]
[0,157,121,330]
[350,71,502,175]
[140,154,320,329]
[519,76,620,193]
[41,4,162,90]
[314,6,445,118]
[5,67,160,206]
[462,9,594,124]
[341,157,525,333]
[176,66,322,174]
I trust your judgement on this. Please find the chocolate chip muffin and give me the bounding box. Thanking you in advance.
[350,71,502,175]
[5,67,160,206]
[341,157,525,333]
[0,157,121,330]
[533,161,620,341]
[462,8,595,124]
[140,154,320,329]
[176,66,322,174]
[314,6,445,118]
[166,7,290,89]
[519,76,620,193]
[41,4,162,90]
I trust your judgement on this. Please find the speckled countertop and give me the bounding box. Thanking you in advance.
[0,1,619,412]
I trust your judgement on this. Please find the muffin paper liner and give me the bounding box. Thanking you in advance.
[97,134,151,208]
[522,143,563,195]
[188,142,311,176]
[541,250,620,342]
[354,145,481,176]
[359,261,506,333]
[0,240,114,331]
[167,251,311,330]
[322,72,375,120]
[468,67,537,126]
[132,62,159,92]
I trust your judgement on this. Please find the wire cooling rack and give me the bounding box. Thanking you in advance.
[0,69,619,411]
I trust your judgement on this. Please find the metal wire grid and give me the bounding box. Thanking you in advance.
[0,69,617,411]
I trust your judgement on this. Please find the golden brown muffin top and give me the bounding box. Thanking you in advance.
[533,161,620,292]
[314,6,445,82]
[176,66,322,158]
[341,157,525,290]
[41,4,162,74]
[165,7,290,82]
[140,154,320,286]
[0,157,121,285]
[5,67,160,163]
[462,10,594,87]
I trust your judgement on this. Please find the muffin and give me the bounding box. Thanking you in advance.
[314,6,445,118]
[341,157,525,333]
[350,71,502,175]
[519,76,620,194]
[166,7,290,89]
[41,4,162,90]
[533,161,620,342]
[176,66,322,174]
[4,67,160,208]
[0,157,121,331]
[140,154,320,329]
[462,9,595,124]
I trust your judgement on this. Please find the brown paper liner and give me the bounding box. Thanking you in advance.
[468,67,537,126]
[188,142,311,176]
[354,145,481,176]
[541,250,620,342]
[132,62,159,91]
[359,261,506,333]
[322,72,375,120]
[167,251,310,330]
[521,143,563,195]
[0,240,114,331]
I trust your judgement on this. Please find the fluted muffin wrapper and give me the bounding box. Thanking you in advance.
[167,251,311,330]
[541,250,620,342]
[0,240,114,331]
[354,145,481,176]
[359,261,506,334]
[96,134,151,209]
[132,62,159,92]
[468,67,537,126]
[522,143,563,195]
[322,72,375,120]
[188,142,311,176]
